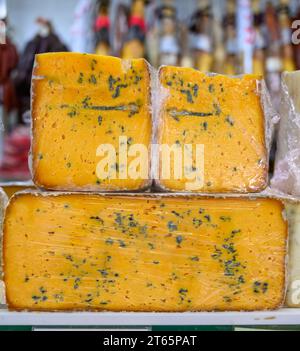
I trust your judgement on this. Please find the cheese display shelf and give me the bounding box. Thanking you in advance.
[1,310,300,328]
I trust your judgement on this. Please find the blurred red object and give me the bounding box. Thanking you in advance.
[0,36,18,112]
[0,125,31,180]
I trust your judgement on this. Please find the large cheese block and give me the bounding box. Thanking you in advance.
[4,192,287,312]
[285,202,300,307]
[272,71,300,196]
[157,67,268,193]
[31,53,152,191]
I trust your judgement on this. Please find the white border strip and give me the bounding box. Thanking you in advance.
[0,310,300,326]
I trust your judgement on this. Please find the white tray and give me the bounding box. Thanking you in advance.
[0,309,300,326]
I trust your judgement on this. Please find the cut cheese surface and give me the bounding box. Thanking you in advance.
[32,53,152,191]
[285,202,300,307]
[157,67,268,193]
[4,192,287,312]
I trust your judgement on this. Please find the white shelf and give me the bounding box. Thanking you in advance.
[0,309,300,326]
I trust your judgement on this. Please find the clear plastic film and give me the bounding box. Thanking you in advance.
[260,79,280,153]
[3,191,287,312]
[30,53,153,192]
[263,188,300,308]
[153,67,278,193]
[271,71,300,196]
[285,200,300,307]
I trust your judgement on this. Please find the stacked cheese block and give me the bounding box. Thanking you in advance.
[2,53,288,312]
[272,71,300,196]
[272,71,300,308]
[157,67,268,193]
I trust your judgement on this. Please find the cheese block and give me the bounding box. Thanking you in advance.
[285,202,300,307]
[157,67,268,193]
[31,53,152,191]
[272,71,300,196]
[4,192,287,312]
[0,188,8,306]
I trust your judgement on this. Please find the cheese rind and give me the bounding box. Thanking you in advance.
[157,67,268,193]
[0,188,8,305]
[285,202,300,307]
[31,53,152,191]
[0,181,35,199]
[4,192,287,312]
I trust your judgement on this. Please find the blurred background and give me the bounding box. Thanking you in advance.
[0,0,300,183]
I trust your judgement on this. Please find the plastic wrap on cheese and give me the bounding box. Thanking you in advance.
[154,67,276,193]
[0,188,8,306]
[4,192,287,312]
[285,202,300,307]
[31,53,152,191]
[272,71,300,196]
[0,181,36,199]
